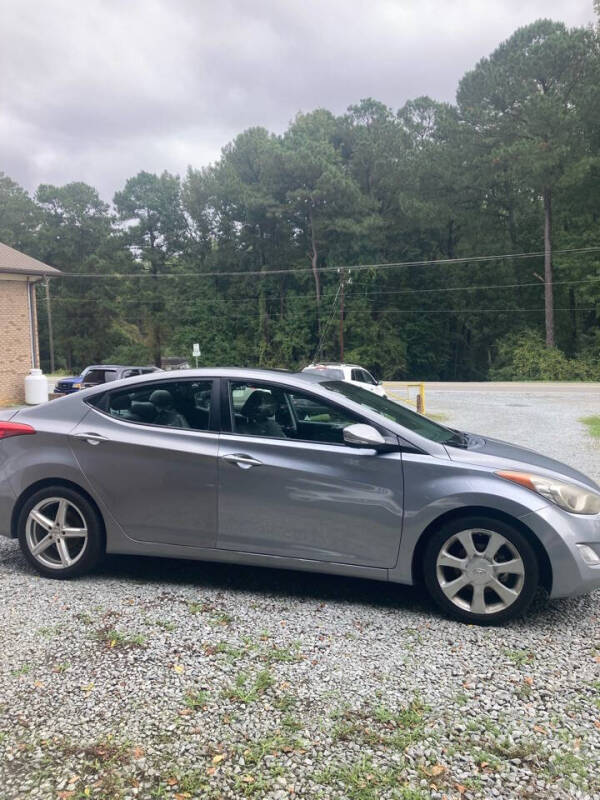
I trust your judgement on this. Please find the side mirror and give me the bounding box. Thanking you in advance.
[343,423,386,449]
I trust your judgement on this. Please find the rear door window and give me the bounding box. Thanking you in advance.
[90,380,213,432]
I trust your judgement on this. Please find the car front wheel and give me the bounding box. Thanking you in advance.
[423,515,539,624]
[18,486,104,579]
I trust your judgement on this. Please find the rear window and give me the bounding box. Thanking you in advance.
[303,367,344,380]
[82,369,117,385]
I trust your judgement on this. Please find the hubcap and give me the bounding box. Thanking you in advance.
[436,528,525,615]
[25,497,88,570]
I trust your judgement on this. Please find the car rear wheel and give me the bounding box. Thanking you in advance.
[18,486,104,579]
[423,515,539,624]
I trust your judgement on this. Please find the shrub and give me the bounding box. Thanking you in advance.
[490,329,600,381]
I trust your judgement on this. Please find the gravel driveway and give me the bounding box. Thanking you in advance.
[1,386,600,800]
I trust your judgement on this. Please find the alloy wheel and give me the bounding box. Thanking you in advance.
[25,497,88,570]
[435,528,525,615]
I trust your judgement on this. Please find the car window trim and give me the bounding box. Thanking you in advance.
[84,377,219,434]
[222,377,395,447]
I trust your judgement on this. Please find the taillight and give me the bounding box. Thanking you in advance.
[0,422,36,439]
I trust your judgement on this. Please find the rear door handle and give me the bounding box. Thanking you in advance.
[221,453,263,469]
[73,432,109,445]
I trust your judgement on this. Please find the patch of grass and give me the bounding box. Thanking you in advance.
[10,664,31,677]
[213,641,246,660]
[184,690,209,710]
[273,693,297,711]
[37,625,60,638]
[316,756,425,800]
[515,681,533,700]
[485,738,542,762]
[581,416,600,438]
[262,642,301,664]
[223,669,274,703]
[151,619,177,631]
[241,731,303,765]
[75,611,94,625]
[187,601,213,615]
[55,736,133,800]
[170,769,216,798]
[210,611,234,626]
[504,648,535,666]
[546,751,592,790]
[331,697,429,751]
[94,627,146,649]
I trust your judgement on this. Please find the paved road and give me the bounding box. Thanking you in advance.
[388,381,600,393]
[387,383,600,483]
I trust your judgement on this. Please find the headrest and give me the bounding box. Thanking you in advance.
[130,401,156,422]
[241,390,276,420]
[149,389,173,409]
[110,394,131,411]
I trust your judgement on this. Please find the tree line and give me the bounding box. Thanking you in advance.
[1,19,599,381]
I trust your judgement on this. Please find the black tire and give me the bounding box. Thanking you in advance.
[18,485,105,579]
[423,515,539,625]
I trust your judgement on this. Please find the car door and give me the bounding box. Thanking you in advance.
[70,378,219,547]
[217,379,404,568]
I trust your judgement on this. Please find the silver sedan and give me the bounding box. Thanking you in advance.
[1,368,599,624]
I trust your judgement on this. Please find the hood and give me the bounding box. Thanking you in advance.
[57,376,82,384]
[445,433,600,492]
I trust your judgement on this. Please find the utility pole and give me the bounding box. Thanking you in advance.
[337,268,352,361]
[44,277,55,374]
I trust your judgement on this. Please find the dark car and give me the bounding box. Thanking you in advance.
[54,365,161,394]
[54,375,84,394]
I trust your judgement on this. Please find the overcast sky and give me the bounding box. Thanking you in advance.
[1,0,595,202]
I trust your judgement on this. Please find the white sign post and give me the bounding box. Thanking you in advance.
[192,343,200,368]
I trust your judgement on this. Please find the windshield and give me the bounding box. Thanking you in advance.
[322,381,463,445]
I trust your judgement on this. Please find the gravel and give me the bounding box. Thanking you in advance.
[1,386,599,800]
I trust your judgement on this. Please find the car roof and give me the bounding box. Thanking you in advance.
[304,363,362,370]
[75,366,326,387]
[82,364,157,370]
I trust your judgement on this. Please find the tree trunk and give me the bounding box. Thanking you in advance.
[308,207,321,333]
[543,187,554,347]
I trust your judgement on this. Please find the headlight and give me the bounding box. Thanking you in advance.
[497,470,600,515]
[73,383,81,389]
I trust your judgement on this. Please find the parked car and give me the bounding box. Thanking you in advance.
[1,367,599,625]
[53,375,84,394]
[302,362,387,397]
[54,365,161,394]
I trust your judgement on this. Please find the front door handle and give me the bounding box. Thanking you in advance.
[221,453,263,469]
[73,432,109,445]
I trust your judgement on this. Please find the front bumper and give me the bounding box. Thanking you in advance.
[521,504,600,598]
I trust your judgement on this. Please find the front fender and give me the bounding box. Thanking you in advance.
[390,452,552,584]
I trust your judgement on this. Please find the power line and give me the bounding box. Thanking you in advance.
[313,284,342,362]
[54,246,600,279]
[47,307,595,325]
[44,277,600,306]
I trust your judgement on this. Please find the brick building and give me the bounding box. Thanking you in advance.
[0,242,61,406]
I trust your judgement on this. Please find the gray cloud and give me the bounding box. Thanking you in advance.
[0,0,595,201]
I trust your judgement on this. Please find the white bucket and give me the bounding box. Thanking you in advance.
[25,369,49,404]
